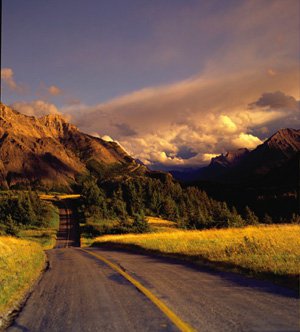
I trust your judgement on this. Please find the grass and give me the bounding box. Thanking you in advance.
[80,216,178,247]
[0,237,45,323]
[18,203,60,249]
[39,194,81,200]
[93,223,300,288]
[147,216,179,233]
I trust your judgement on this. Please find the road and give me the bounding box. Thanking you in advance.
[7,203,299,332]
[55,200,80,248]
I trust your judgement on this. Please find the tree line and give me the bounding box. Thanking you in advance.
[0,191,52,235]
[78,172,268,236]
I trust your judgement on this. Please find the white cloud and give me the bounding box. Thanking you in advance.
[1,68,23,92]
[65,65,298,167]
[232,133,263,149]
[47,85,62,96]
[11,100,60,117]
[9,0,300,169]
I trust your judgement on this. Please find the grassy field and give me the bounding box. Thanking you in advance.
[80,216,178,247]
[18,203,60,249]
[93,223,300,287]
[39,193,81,200]
[0,237,45,323]
[147,216,179,232]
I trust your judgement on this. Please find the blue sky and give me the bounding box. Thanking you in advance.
[2,0,299,169]
[3,0,240,105]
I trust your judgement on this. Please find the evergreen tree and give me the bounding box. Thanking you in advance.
[132,211,150,233]
[244,206,259,225]
[228,207,245,228]
[5,215,18,236]
[263,213,273,224]
[112,186,127,219]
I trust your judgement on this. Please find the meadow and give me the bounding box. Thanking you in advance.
[93,223,300,287]
[0,237,45,325]
[0,196,60,327]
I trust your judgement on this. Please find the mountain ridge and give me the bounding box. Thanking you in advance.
[171,128,300,184]
[0,103,138,190]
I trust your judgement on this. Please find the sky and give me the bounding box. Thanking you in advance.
[1,0,300,170]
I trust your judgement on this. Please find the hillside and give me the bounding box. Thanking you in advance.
[0,103,141,190]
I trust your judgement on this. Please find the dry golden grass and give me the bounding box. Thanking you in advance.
[94,224,300,278]
[0,237,45,319]
[39,194,80,200]
[147,216,179,233]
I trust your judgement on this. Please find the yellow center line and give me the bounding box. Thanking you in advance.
[81,249,196,332]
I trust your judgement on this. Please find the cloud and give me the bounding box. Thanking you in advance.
[47,85,62,96]
[249,91,298,110]
[11,100,60,117]
[1,68,24,92]
[9,0,299,169]
[114,123,137,137]
[231,133,263,149]
[65,64,298,168]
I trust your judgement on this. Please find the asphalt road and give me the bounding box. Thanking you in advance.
[7,204,299,332]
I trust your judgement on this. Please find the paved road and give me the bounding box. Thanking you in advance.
[55,200,80,248]
[7,203,299,332]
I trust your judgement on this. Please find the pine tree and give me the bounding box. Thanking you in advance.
[228,207,245,227]
[263,213,273,224]
[244,206,259,225]
[5,215,18,236]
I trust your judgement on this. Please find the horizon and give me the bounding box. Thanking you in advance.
[1,0,299,170]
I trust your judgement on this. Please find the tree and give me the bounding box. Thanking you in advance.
[81,179,108,218]
[112,186,127,220]
[132,211,150,233]
[244,206,259,225]
[5,215,19,236]
[291,213,300,224]
[263,213,273,224]
[228,207,245,228]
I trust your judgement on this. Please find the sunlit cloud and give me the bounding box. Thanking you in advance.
[11,100,60,117]
[66,65,298,168]
[1,68,24,93]
[47,85,63,96]
[6,0,299,169]
[231,133,263,149]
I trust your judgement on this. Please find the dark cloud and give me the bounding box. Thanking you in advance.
[249,91,298,110]
[114,123,137,137]
[176,146,198,159]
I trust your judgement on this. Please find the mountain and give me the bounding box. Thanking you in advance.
[210,148,250,169]
[216,128,300,184]
[0,103,144,190]
[171,128,300,217]
[172,128,300,184]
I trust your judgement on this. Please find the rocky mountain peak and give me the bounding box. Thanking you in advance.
[210,148,250,168]
[39,113,77,137]
[0,102,137,190]
[265,128,300,157]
